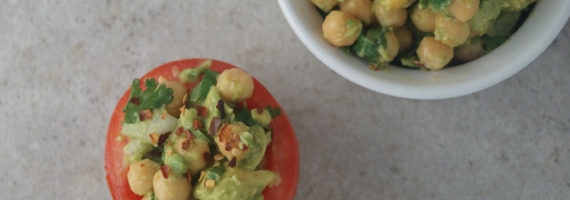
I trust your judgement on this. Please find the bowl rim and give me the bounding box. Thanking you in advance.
[278,0,570,100]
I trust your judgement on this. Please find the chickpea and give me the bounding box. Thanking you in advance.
[394,26,413,53]
[434,13,470,47]
[215,123,250,162]
[379,0,413,9]
[454,40,484,62]
[127,159,160,196]
[161,81,186,118]
[216,68,254,103]
[374,2,407,27]
[410,3,436,32]
[340,0,376,26]
[417,37,454,70]
[172,137,210,176]
[448,0,480,22]
[322,11,363,47]
[310,0,339,12]
[153,171,191,200]
[383,31,400,62]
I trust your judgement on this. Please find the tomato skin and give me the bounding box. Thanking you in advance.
[104,59,299,200]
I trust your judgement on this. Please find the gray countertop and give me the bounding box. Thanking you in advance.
[1,1,569,199]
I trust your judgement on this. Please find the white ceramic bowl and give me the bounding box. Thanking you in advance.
[278,0,570,99]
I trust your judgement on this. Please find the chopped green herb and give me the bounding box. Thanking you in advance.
[482,35,508,51]
[352,35,381,66]
[189,75,216,103]
[235,109,259,127]
[366,28,387,47]
[208,166,226,174]
[265,106,282,118]
[204,69,219,80]
[351,27,392,67]
[123,78,173,124]
[428,0,451,10]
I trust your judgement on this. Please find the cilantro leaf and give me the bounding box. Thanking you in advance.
[429,0,451,10]
[188,70,218,103]
[203,69,219,80]
[235,109,259,127]
[207,166,226,175]
[482,35,508,51]
[123,78,174,124]
[351,27,391,67]
[352,35,381,66]
[265,106,282,118]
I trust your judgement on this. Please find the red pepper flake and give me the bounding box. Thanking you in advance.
[157,132,171,146]
[217,124,230,142]
[230,133,240,143]
[203,151,214,163]
[216,100,226,119]
[129,97,140,106]
[228,157,237,168]
[208,117,221,136]
[193,120,203,130]
[242,145,249,151]
[140,164,145,167]
[181,139,190,150]
[139,109,152,121]
[160,165,169,179]
[224,142,232,151]
[185,129,195,140]
[175,127,184,136]
[161,113,166,120]
[197,106,208,117]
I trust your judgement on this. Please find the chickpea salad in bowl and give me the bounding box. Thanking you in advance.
[312,0,537,70]
[105,59,299,200]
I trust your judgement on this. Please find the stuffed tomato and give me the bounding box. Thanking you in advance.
[105,59,298,200]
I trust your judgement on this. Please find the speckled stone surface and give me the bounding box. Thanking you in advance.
[0,1,569,199]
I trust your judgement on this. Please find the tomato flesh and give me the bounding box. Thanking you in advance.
[104,59,299,200]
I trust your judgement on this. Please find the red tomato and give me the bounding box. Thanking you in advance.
[105,59,299,200]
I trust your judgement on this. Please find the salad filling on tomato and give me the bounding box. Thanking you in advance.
[115,60,283,200]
